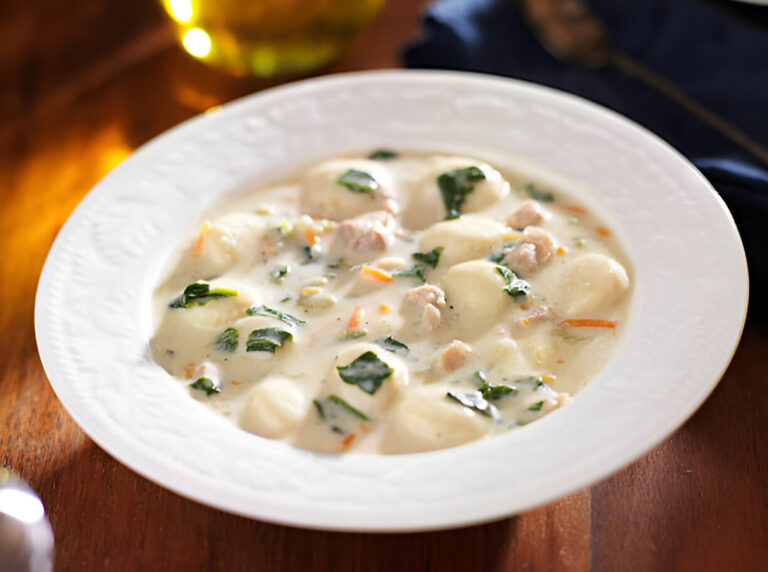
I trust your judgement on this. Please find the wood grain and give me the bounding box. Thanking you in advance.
[1,0,766,570]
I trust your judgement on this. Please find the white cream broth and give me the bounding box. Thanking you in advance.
[150,152,631,454]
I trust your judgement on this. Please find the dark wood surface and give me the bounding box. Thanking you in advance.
[1,1,766,570]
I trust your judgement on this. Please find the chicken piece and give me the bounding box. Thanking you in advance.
[439,340,472,371]
[404,284,446,310]
[403,285,446,335]
[503,226,555,275]
[508,201,547,229]
[520,306,555,326]
[422,303,442,334]
[338,211,395,252]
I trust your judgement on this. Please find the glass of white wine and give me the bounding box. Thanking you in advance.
[160,0,385,77]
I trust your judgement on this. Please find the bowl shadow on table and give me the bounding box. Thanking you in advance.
[35,437,590,571]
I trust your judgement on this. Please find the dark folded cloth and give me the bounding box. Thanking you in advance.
[403,0,768,320]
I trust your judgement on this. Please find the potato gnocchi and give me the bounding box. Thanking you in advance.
[151,151,631,454]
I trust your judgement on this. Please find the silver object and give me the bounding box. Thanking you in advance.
[0,469,54,572]
[519,0,768,167]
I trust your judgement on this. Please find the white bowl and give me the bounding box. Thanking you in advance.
[35,70,748,532]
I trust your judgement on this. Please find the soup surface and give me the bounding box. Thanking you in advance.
[151,151,631,454]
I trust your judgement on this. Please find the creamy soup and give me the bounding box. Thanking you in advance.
[151,151,631,454]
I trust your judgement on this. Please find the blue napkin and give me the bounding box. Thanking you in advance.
[403,0,768,320]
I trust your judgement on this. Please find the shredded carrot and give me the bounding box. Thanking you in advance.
[340,433,356,451]
[304,228,320,245]
[521,318,530,326]
[182,363,196,379]
[193,221,210,258]
[347,305,365,330]
[558,319,617,329]
[519,303,529,310]
[302,287,320,296]
[595,226,612,237]
[231,380,241,386]
[567,206,588,215]
[556,246,566,255]
[358,423,371,433]
[556,358,565,364]
[360,266,393,283]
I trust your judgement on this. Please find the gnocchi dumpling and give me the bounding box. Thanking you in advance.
[418,216,508,269]
[321,343,409,417]
[299,159,397,221]
[190,213,266,276]
[402,157,509,229]
[558,254,630,315]
[380,385,492,454]
[442,260,511,338]
[240,376,310,438]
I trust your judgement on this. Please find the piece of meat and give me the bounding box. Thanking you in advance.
[503,226,555,275]
[508,201,546,229]
[338,211,395,252]
[403,284,446,309]
[403,284,446,334]
[520,306,555,326]
[421,303,442,334]
[439,340,472,371]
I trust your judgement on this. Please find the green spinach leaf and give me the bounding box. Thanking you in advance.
[412,246,444,269]
[525,183,555,202]
[446,390,499,420]
[189,376,221,396]
[438,166,486,219]
[246,328,293,353]
[495,265,531,299]
[394,265,426,283]
[367,150,398,160]
[375,335,409,355]
[169,282,238,308]
[336,351,393,395]
[214,328,239,353]
[479,382,517,401]
[336,169,379,194]
[246,305,305,326]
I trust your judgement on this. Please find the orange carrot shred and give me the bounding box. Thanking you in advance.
[360,266,393,282]
[567,206,588,215]
[595,226,612,237]
[182,363,196,379]
[348,305,365,330]
[340,433,356,451]
[557,358,565,364]
[193,221,210,258]
[304,228,320,245]
[521,318,530,326]
[556,246,566,255]
[558,319,617,329]
[358,423,371,433]
[231,380,241,386]
[379,304,390,313]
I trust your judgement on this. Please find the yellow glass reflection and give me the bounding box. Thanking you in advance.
[182,28,212,58]
[168,0,194,23]
[159,0,383,76]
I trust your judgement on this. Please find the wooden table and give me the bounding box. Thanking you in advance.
[1,1,766,569]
